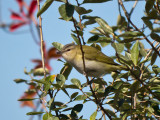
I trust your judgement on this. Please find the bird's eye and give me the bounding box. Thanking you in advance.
[67,49,70,51]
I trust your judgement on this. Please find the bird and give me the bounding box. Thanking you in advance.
[58,43,127,77]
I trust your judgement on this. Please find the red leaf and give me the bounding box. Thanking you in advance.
[48,47,62,59]
[28,0,37,16]
[10,11,25,21]
[20,85,36,108]
[10,22,26,32]
[16,0,24,12]
[45,63,52,71]
[31,59,42,64]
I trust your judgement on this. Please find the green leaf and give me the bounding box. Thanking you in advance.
[59,3,74,21]
[14,79,27,83]
[142,17,153,30]
[139,41,147,57]
[131,41,139,66]
[37,0,54,17]
[105,109,116,117]
[60,63,73,80]
[83,0,111,4]
[75,6,92,15]
[104,86,114,96]
[111,43,124,53]
[72,104,83,112]
[153,27,160,33]
[71,78,81,89]
[33,68,49,76]
[87,35,111,44]
[145,0,155,13]
[151,51,158,65]
[64,84,79,89]
[152,65,160,74]
[26,112,44,115]
[43,113,53,120]
[52,42,64,51]
[90,111,97,120]
[113,81,123,89]
[82,15,98,26]
[118,31,143,38]
[51,117,59,120]
[55,0,66,2]
[56,74,66,87]
[117,15,126,26]
[71,34,80,45]
[150,32,160,42]
[75,95,87,101]
[18,98,36,101]
[95,18,113,35]
[71,92,79,99]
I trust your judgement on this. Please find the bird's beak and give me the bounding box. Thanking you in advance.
[56,50,62,55]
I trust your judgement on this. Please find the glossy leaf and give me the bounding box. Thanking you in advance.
[75,6,92,15]
[71,34,80,44]
[118,31,143,37]
[87,35,111,44]
[37,0,54,17]
[14,79,27,83]
[43,113,53,120]
[72,104,83,112]
[95,18,113,35]
[75,95,87,101]
[142,17,153,30]
[56,74,66,87]
[59,4,74,21]
[60,63,73,80]
[26,112,44,115]
[71,78,81,89]
[52,42,64,51]
[150,32,160,42]
[71,92,79,99]
[111,43,124,53]
[117,15,126,26]
[131,41,139,66]
[151,51,158,65]
[82,15,98,26]
[18,98,36,101]
[33,68,49,76]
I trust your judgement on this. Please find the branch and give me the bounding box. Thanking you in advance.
[118,0,160,57]
[72,13,113,120]
[36,0,46,78]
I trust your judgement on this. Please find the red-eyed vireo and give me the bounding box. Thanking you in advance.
[58,43,127,77]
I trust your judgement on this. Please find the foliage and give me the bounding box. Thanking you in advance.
[9,0,160,119]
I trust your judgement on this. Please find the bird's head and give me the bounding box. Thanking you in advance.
[58,43,77,62]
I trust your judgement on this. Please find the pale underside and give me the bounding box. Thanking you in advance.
[62,45,124,77]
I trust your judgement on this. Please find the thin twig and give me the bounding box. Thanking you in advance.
[36,0,46,78]
[118,0,160,57]
[140,41,159,80]
[129,0,138,17]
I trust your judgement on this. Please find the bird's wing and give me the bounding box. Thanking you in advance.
[77,45,119,65]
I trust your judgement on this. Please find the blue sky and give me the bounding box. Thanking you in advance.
[0,0,148,120]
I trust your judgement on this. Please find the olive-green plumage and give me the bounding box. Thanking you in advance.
[59,43,127,77]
